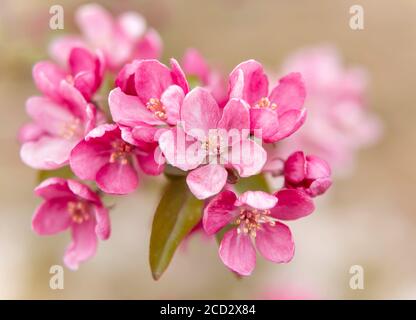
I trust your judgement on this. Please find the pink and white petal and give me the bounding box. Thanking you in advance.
[115,60,140,95]
[237,191,277,210]
[229,59,268,106]
[217,98,250,134]
[219,229,256,276]
[96,162,139,195]
[249,108,279,140]
[182,48,210,83]
[269,72,306,115]
[284,151,306,184]
[75,4,114,46]
[26,96,75,135]
[136,150,164,176]
[32,199,72,235]
[69,139,111,180]
[20,136,77,170]
[135,28,163,60]
[64,218,97,270]
[256,222,295,263]
[117,12,146,42]
[94,205,111,240]
[32,61,66,102]
[271,189,315,220]
[158,127,205,171]
[67,179,101,204]
[186,164,228,200]
[181,87,221,137]
[160,85,185,125]
[58,80,89,120]
[203,190,237,235]
[108,88,164,126]
[170,58,189,94]
[266,108,307,142]
[18,123,44,143]
[48,36,87,66]
[134,59,173,103]
[34,177,73,199]
[230,139,267,177]
[305,155,331,179]
[308,178,332,197]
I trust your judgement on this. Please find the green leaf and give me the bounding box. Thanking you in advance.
[149,178,203,280]
[234,173,270,194]
[37,166,74,184]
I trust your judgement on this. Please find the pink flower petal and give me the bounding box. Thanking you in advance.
[271,189,315,220]
[115,60,140,95]
[48,36,87,66]
[117,12,146,42]
[181,87,221,137]
[160,85,185,125]
[308,178,332,197]
[32,199,71,235]
[64,218,97,270]
[266,108,307,142]
[66,179,101,204]
[219,229,256,276]
[170,58,189,94]
[249,108,279,140]
[229,59,269,106]
[203,190,237,235]
[269,72,306,116]
[217,98,250,135]
[284,151,306,184]
[20,136,77,170]
[135,28,163,60]
[158,127,205,171]
[182,48,210,83]
[18,123,44,143]
[34,177,74,199]
[237,191,277,210]
[70,139,111,181]
[136,150,164,176]
[26,96,75,136]
[186,164,228,199]
[134,59,173,103]
[305,155,331,180]
[229,139,267,177]
[94,205,111,240]
[32,62,66,102]
[96,162,138,195]
[108,88,164,126]
[255,222,294,263]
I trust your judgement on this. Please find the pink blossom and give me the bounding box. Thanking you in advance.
[182,48,228,107]
[49,4,162,71]
[203,190,314,275]
[110,59,189,129]
[278,46,382,172]
[229,60,307,143]
[33,47,104,101]
[283,151,332,197]
[158,88,267,199]
[32,178,110,270]
[19,82,101,170]
[70,124,163,195]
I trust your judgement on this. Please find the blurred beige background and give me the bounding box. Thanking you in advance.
[0,0,415,299]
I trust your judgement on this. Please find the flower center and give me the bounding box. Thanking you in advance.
[60,118,82,140]
[67,201,90,224]
[254,97,277,110]
[109,140,133,165]
[146,98,167,120]
[202,132,227,157]
[235,208,276,238]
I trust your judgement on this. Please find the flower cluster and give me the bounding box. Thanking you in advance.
[19,4,333,275]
